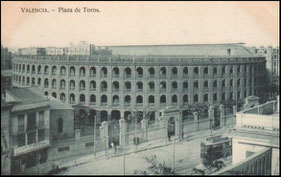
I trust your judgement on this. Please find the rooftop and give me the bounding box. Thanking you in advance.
[103,43,257,57]
[7,86,47,104]
[49,96,74,110]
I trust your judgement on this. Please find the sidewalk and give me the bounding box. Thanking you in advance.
[58,124,233,171]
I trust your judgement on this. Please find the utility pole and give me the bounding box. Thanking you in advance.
[172,137,175,172]
[123,151,125,175]
[93,111,98,159]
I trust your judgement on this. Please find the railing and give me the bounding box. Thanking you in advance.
[80,87,85,91]
[89,102,96,105]
[90,74,96,77]
[101,102,107,106]
[125,74,131,78]
[90,88,96,91]
[124,103,131,107]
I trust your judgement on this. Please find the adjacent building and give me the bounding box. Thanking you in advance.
[1,45,12,70]
[214,96,279,175]
[5,87,51,174]
[1,100,13,175]
[45,47,68,56]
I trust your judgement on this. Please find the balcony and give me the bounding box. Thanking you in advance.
[52,72,57,76]
[113,89,120,92]
[149,89,155,92]
[79,74,86,77]
[112,101,119,107]
[89,102,96,105]
[52,86,57,89]
[136,103,143,107]
[113,74,119,78]
[38,71,41,75]
[70,73,75,77]
[125,74,131,78]
[79,101,85,105]
[193,74,199,78]
[171,88,178,92]
[101,88,107,92]
[160,103,166,107]
[124,102,131,107]
[101,74,107,78]
[60,86,65,90]
[31,71,36,75]
[44,85,49,88]
[90,74,96,77]
[160,88,166,92]
[148,75,155,79]
[171,74,177,78]
[90,88,96,91]
[124,89,131,92]
[160,74,167,79]
[183,88,188,92]
[70,87,75,90]
[101,102,107,106]
[79,87,85,91]
[70,100,75,104]
[44,72,49,75]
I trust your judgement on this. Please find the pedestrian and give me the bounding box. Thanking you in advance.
[111,142,114,151]
[137,137,140,146]
[181,131,184,139]
[168,132,171,141]
[114,143,117,153]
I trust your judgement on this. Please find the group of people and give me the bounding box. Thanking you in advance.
[167,131,188,141]
[133,136,140,147]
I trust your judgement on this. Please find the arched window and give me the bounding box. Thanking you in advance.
[172,67,177,75]
[183,81,188,90]
[137,81,143,91]
[101,81,107,91]
[148,67,155,77]
[101,67,108,77]
[160,95,166,103]
[213,80,217,88]
[194,80,199,89]
[124,95,131,104]
[101,95,107,104]
[136,95,143,103]
[229,66,233,74]
[222,93,226,101]
[60,80,65,89]
[204,94,208,102]
[58,118,63,133]
[193,67,199,75]
[113,67,119,77]
[125,81,131,91]
[79,67,86,77]
[113,95,119,105]
[22,64,25,72]
[70,66,75,76]
[22,76,25,84]
[237,65,240,73]
[19,64,22,72]
[32,65,35,73]
[183,95,188,103]
[79,94,85,103]
[60,66,66,76]
[70,94,75,103]
[160,67,166,75]
[37,78,41,85]
[183,67,188,75]
[90,67,96,76]
[52,79,57,89]
[204,80,208,88]
[136,67,143,77]
[230,92,233,100]
[113,81,119,91]
[149,81,155,91]
[90,95,96,104]
[79,80,85,90]
[44,65,49,74]
[148,95,155,103]
[52,92,57,98]
[52,66,57,75]
[213,67,217,75]
[172,95,178,103]
[237,79,240,87]
[160,81,166,90]
[37,65,41,74]
[90,80,96,91]
[44,78,49,88]
[32,77,35,86]
[203,67,208,75]
[60,93,66,102]
[213,93,217,101]
[230,79,233,87]
[222,79,226,87]
[124,67,131,77]
[222,66,226,74]
[27,65,30,72]
[172,81,177,89]
[70,80,75,90]
[194,94,198,103]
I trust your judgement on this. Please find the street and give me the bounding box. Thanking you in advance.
[60,125,233,175]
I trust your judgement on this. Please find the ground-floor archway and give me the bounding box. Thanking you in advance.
[167,117,176,137]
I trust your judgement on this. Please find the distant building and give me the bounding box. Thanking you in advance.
[1,70,13,97]
[1,45,12,70]
[18,47,46,56]
[45,47,68,55]
[214,95,279,175]
[1,100,13,175]
[68,41,90,55]
[256,46,279,98]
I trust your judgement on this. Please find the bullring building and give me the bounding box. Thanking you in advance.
[12,43,266,123]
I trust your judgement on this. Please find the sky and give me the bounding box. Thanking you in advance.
[1,1,279,50]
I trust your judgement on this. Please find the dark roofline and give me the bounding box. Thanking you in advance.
[102,43,246,48]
